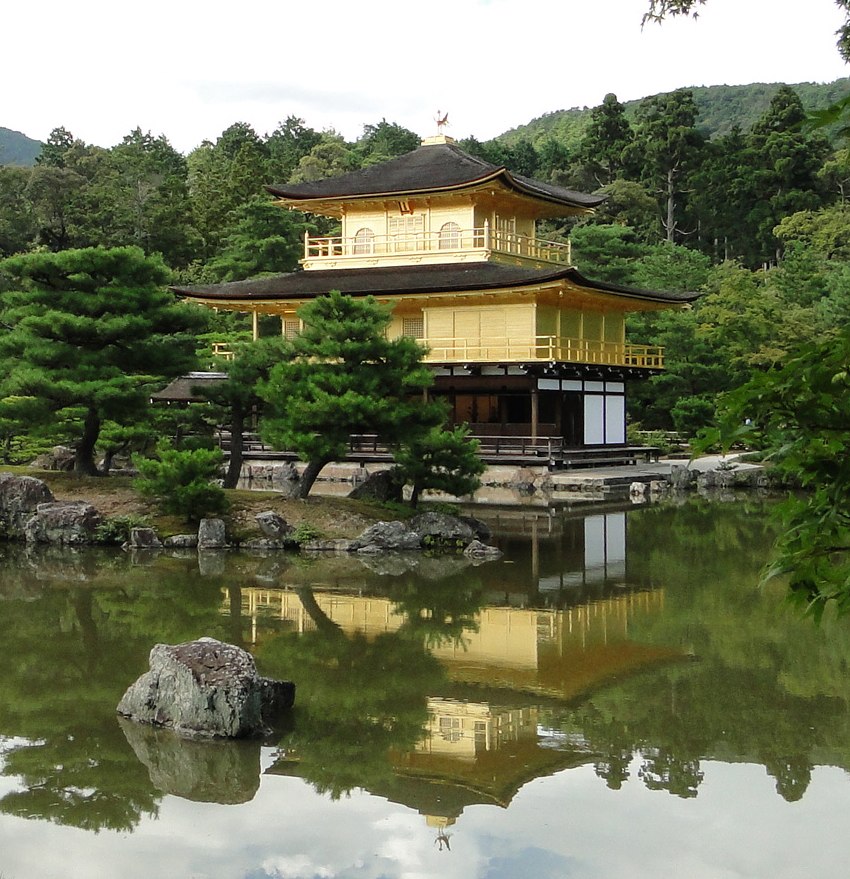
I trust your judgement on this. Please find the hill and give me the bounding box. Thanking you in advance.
[0,127,42,166]
[496,78,850,147]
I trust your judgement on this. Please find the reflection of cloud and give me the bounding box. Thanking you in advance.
[260,853,335,878]
[481,847,575,879]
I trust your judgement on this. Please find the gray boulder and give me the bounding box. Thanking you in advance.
[350,520,421,553]
[301,538,355,553]
[198,518,227,549]
[348,469,403,502]
[116,637,295,738]
[29,445,75,472]
[24,501,102,545]
[408,512,475,547]
[164,534,199,548]
[127,527,163,549]
[463,539,503,561]
[255,511,294,540]
[0,473,55,540]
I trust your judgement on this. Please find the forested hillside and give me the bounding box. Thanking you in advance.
[498,78,850,146]
[1,79,849,454]
[0,127,42,166]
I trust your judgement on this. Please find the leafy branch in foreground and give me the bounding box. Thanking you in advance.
[708,327,850,616]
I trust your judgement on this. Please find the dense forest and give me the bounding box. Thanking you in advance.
[1,78,849,446]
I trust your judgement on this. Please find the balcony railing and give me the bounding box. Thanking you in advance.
[212,337,664,369]
[423,336,664,369]
[303,224,572,267]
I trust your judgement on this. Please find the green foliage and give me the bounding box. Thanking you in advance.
[712,327,850,615]
[93,514,149,546]
[205,197,310,282]
[259,291,443,498]
[394,425,486,507]
[0,246,206,474]
[134,445,227,523]
[291,522,322,545]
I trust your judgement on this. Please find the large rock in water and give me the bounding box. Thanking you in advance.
[0,473,55,540]
[116,637,295,738]
[24,500,102,545]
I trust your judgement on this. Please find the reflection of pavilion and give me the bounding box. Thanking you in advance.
[243,581,681,825]
[238,585,672,701]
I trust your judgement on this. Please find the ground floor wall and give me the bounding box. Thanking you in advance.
[431,374,628,446]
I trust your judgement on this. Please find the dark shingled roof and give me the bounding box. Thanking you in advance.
[173,263,699,305]
[267,142,605,210]
[151,372,226,402]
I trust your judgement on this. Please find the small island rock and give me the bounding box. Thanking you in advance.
[116,637,294,738]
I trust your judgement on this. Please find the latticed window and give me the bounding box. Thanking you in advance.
[439,716,462,742]
[283,319,300,340]
[402,315,424,339]
[439,221,461,249]
[389,214,424,251]
[353,227,375,254]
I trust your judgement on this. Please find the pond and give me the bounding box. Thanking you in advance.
[2,497,850,878]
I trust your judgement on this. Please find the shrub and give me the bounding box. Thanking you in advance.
[94,514,150,545]
[134,446,227,523]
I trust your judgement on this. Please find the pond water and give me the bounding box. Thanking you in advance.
[2,497,850,878]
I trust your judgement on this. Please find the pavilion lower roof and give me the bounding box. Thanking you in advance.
[172,263,699,306]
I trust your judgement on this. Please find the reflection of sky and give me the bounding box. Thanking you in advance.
[3,755,850,879]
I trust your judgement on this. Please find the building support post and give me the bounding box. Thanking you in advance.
[252,310,259,341]
[531,387,539,441]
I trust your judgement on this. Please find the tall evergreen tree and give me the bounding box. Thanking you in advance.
[577,93,635,187]
[259,291,443,498]
[628,89,704,243]
[0,246,206,474]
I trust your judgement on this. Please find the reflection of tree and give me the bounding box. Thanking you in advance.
[258,586,448,799]
[638,748,704,799]
[386,570,485,647]
[540,499,850,803]
[0,553,229,830]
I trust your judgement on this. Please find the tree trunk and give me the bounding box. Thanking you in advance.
[296,586,344,638]
[409,481,422,508]
[666,167,676,243]
[223,409,244,489]
[75,408,101,476]
[295,458,329,499]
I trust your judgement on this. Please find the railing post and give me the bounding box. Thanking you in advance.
[304,230,310,260]
[483,218,491,251]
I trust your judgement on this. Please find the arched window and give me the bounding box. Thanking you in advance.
[353,227,375,254]
[438,222,461,250]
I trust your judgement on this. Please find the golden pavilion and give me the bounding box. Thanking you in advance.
[175,133,697,464]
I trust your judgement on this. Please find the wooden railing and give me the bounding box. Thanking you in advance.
[303,226,572,267]
[222,431,660,468]
[211,336,664,369]
[423,336,665,369]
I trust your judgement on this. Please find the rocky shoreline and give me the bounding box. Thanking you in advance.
[0,471,503,559]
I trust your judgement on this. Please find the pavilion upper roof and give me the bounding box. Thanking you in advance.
[267,140,605,213]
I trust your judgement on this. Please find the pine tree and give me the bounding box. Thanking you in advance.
[0,246,206,475]
[258,291,444,498]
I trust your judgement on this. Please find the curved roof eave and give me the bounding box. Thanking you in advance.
[266,143,605,211]
[172,263,699,307]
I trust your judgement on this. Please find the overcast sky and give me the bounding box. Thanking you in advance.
[4,0,849,154]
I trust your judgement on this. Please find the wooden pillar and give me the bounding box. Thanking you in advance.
[252,310,259,341]
[531,387,539,441]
